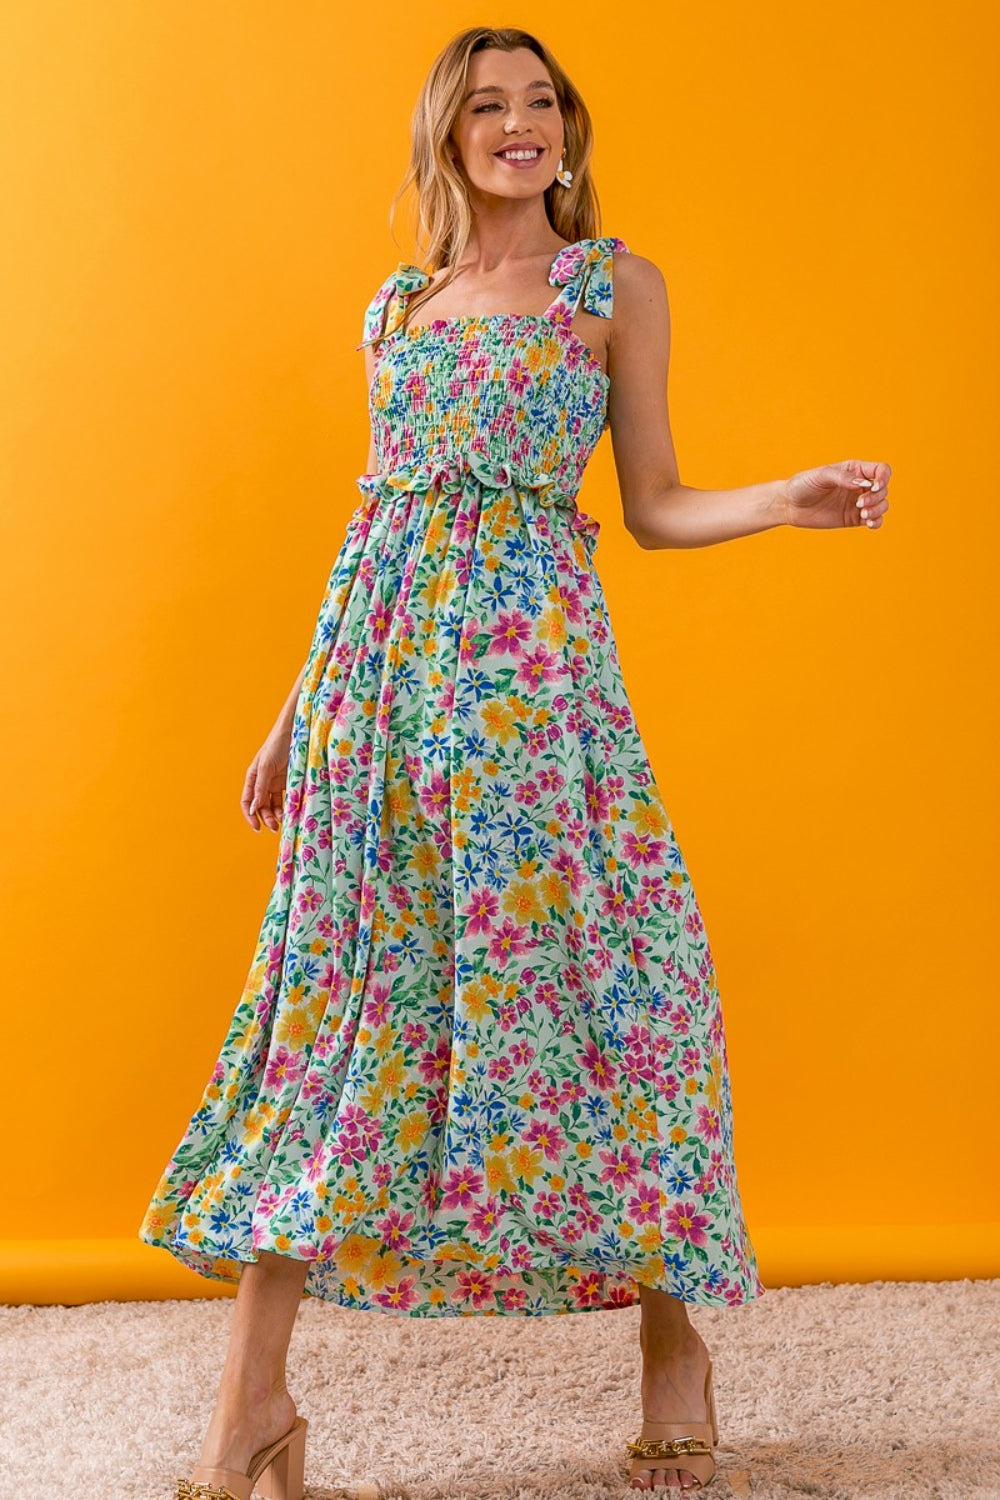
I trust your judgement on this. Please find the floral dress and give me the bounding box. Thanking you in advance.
[138,235,765,1316]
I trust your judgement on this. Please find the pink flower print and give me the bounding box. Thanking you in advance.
[680,1045,702,1077]
[510,1041,535,1067]
[599,876,629,924]
[418,1037,451,1086]
[367,595,395,647]
[630,928,654,971]
[418,769,451,821]
[579,1038,617,1091]
[537,1082,563,1115]
[264,1046,306,1091]
[463,887,500,936]
[551,849,585,895]
[664,1201,712,1247]
[402,370,430,411]
[670,1004,692,1037]
[502,1287,528,1310]
[487,918,536,964]
[374,1277,418,1312]
[685,908,705,938]
[456,1269,496,1308]
[656,1071,681,1103]
[680,969,701,1001]
[487,609,533,656]
[598,1144,642,1189]
[296,886,324,914]
[571,1272,605,1308]
[522,1119,568,1164]
[488,1055,514,1082]
[584,771,611,824]
[440,1166,484,1211]
[515,646,562,691]
[503,357,532,398]
[303,1140,329,1183]
[376,1208,415,1251]
[532,1191,562,1221]
[549,299,576,332]
[401,1020,427,1048]
[537,766,565,794]
[575,1204,602,1234]
[621,830,666,869]
[329,1129,366,1168]
[627,1181,660,1225]
[469,1197,501,1241]
[362,980,394,1029]
[513,778,541,807]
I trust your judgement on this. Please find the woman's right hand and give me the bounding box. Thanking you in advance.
[241,727,292,833]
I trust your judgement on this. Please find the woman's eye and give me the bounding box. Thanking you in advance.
[473,97,555,112]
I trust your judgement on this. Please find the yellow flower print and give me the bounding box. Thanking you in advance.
[396,1110,429,1153]
[367,1250,403,1289]
[385,779,415,825]
[480,701,519,744]
[409,842,440,879]
[510,1145,543,1184]
[502,879,547,926]
[537,606,569,648]
[273,1006,313,1050]
[486,1153,516,1194]
[336,1234,379,1273]
[463,981,493,1023]
[538,872,570,913]
[239,1101,274,1145]
[377,1051,406,1100]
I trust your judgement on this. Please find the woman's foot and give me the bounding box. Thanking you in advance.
[630,1324,713,1491]
[195,1384,299,1479]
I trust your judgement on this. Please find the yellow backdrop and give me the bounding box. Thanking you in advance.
[1,1,997,1304]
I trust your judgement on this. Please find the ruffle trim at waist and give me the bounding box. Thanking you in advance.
[354,452,600,549]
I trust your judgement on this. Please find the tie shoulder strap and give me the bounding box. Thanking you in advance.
[545,235,631,324]
[357,262,431,350]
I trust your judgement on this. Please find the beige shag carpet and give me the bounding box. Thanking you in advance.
[1,1280,998,1500]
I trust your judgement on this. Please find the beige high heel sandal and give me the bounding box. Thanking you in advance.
[625,1360,719,1489]
[176,1415,308,1500]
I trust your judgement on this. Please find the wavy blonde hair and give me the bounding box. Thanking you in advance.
[382,26,602,337]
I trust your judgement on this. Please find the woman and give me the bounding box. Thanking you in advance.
[144,24,891,1498]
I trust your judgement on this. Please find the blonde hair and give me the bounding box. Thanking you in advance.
[385,26,602,335]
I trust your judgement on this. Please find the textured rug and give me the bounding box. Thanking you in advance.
[1,1279,997,1499]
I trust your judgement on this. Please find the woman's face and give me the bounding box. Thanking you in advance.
[448,47,565,200]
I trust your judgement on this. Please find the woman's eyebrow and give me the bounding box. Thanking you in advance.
[463,80,555,101]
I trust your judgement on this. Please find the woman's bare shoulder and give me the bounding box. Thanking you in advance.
[613,249,669,312]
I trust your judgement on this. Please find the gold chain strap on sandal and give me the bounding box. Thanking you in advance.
[175,1483,243,1500]
[626,1434,714,1460]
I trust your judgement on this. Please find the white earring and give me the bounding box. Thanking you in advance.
[555,152,573,189]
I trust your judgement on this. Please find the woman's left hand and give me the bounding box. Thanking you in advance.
[783,459,892,530]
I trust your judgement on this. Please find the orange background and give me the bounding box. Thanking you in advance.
[1,1,997,1302]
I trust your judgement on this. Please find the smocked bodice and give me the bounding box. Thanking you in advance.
[355,237,629,510]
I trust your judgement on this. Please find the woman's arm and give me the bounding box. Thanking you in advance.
[606,255,890,549]
[271,662,308,739]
